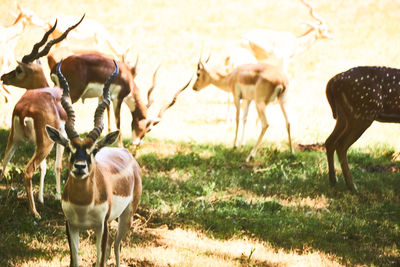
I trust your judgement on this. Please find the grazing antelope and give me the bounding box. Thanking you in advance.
[0,16,84,218]
[46,60,142,267]
[226,0,331,73]
[326,66,400,191]
[47,52,191,148]
[193,59,292,162]
[12,3,127,60]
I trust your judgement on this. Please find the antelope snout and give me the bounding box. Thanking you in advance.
[74,163,86,170]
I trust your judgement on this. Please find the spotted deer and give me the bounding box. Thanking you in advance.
[193,59,292,162]
[0,16,84,218]
[325,66,400,191]
[46,60,142,267]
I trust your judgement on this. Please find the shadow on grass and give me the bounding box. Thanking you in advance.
[0,186,68,266]
[138,143,400,266]
[0,127,399,266]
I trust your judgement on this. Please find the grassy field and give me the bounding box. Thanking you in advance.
[0,0,400,266]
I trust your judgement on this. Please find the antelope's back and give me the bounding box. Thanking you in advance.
[327,66,400,122]
[95,147,139,197]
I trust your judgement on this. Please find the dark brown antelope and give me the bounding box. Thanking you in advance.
[193,59,292,162]
[47,52,191,148]
[46,60,142,267]
[325,66,400,191]
[0,16,84,218]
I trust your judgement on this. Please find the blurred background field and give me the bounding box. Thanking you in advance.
[1,0,400,150]
[1,1,400,266]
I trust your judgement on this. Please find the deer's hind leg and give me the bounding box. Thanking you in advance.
[335,119,372,191]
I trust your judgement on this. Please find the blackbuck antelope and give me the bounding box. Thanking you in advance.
[326,66,400,191]
[46,60,142,267]
[47,52,192,148]
[226,0,331,73]
[13,3,127,60]
[193,60,292,161]
[0,16,84,218]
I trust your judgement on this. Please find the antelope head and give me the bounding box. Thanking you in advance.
[1,15,84,89]
[193,56,219,92]
[131,66,192,148]
[46,60,119,179]
[299,0,332,39]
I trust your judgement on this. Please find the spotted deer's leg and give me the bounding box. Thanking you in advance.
[325,111,347,186]
[335,119,372,191]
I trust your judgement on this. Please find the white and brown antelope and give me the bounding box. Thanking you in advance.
[47,52,191,148]
[226,0,331,73]
[325,66,400,191]
[193,59,292,161]
[46,60,142,267]
[0,16,84,218]
[12,3,127,60]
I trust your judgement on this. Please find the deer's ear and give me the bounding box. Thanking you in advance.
[45,125,69,146]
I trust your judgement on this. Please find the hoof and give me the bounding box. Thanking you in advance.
[33,211,41,220]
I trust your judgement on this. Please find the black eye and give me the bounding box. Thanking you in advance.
[16,67,22,74]
[196,72,200,77]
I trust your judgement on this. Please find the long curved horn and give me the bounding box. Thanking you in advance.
[22,14,85,63]
[299,0,325,25]
[57,61,79,139]
[87,60,119,141]
[146,64,161,108]
[155,77,192,120]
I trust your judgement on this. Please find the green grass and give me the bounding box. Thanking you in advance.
[0,130,399,266]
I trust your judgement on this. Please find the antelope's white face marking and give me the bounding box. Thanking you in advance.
[67,144,92,179]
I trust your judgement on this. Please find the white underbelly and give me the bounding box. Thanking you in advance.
[81,82,122,102]
[62,201,108,229]
[62,195,132,229]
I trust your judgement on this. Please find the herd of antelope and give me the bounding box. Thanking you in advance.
[0,0,398,266]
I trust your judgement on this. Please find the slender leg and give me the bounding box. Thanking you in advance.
[24,127,54,218]
[325,114,346,186]
[0,130,18,180]
[246,102,268,162]
[240,100,251,147]
[278,98,293,154]
[67,222,80,267]
[114,204,132,267]
[95,219,109,267]
[335,120,372,191]
[38,160,47,204]
[233,95,241,148]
